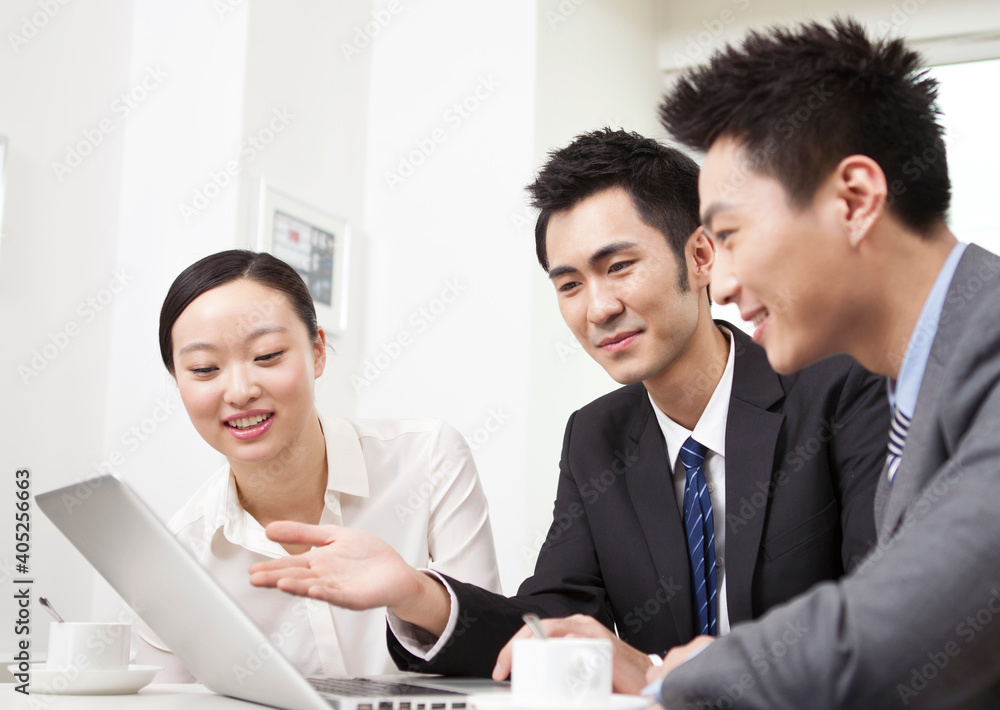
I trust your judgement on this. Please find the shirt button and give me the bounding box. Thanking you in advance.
[707,483,716,494]
[717,556,724,570]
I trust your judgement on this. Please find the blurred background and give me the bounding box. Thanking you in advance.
[1,0,998,658]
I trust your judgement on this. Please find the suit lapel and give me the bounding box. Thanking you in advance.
[624,324,786,636]
[872,464,892,533]
[722,326,786,623]
[878,245,1000,538]
[624,393,694,643]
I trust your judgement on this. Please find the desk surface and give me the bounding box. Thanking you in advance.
[7,684,257,708]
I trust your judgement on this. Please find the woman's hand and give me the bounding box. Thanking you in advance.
[249,521,452,636]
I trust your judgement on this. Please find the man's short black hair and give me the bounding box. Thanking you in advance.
[526,128,701,287]
[659,17,950,234]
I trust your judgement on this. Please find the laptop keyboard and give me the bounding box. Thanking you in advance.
[308,678,467,710]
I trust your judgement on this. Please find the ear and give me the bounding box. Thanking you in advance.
[313,326,328,378]
[831,155,888,247]
[687,226,714,291]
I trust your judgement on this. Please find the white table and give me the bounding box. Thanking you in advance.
[6,684,259,708]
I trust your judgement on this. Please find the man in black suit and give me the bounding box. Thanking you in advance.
[249,129,889,692]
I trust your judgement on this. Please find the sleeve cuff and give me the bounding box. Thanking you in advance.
[641,643,710,705]
[386,569,461,661]
[641,678,664,704]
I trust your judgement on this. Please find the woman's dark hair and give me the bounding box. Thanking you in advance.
[159,250,319,373]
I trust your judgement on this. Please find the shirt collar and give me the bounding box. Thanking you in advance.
[209,414,371,551]
[889,242,967,417]
[648,326,735,470]
[320,416,370,499]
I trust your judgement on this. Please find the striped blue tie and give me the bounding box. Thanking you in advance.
[886,406,911,484]
[680,437,717,636]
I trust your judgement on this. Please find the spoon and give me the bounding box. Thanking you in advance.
[39,596,65,623]
[522,612,548,640]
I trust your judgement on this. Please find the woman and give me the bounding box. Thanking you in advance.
[139,249,500,680]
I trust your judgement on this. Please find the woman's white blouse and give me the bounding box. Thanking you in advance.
[137,416,501,680]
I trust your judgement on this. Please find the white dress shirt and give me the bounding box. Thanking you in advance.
[136,416,501,680]
[392,329,736,660]
[647,327,734,635]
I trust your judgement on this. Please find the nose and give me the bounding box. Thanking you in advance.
[710,243,741,306]
[586,280,625,325]
[223,363,261,408]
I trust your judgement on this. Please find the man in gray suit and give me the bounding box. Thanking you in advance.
[636,16,1000,709]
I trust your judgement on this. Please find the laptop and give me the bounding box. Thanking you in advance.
[36,474,505,710]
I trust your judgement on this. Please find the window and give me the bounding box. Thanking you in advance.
[929,57,1000,254]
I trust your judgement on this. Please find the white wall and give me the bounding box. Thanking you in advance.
[0,0,136,654]
[357,1,537,593]
[524,0,663,575]
[102,0,250,547]
[931,58,1000,252]
[235,0,375,423]
[657,0,1000,74]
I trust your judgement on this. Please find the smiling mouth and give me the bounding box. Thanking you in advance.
[748,309,771,343]
[598,331,640,353]
[225,413,273,430]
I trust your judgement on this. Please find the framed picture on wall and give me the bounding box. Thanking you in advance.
[247,179,350,335]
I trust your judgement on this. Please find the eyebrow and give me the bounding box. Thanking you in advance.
[547,241,638,280]
[700,201,734,235]
[177,325,289,356]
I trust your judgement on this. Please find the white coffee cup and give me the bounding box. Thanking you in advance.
[46,622,131,671]
[512,638,613,705]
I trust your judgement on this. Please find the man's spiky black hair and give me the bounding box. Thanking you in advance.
[527,128,701,286]
[660,17,950,233]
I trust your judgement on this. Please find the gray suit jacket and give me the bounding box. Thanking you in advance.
[657,244,1000,709]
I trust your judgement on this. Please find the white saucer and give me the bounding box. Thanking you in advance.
[6,663,162,695]
[470,692,655,710]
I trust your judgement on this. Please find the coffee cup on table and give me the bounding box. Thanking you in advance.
[511,638,613,705]
[46,622,131,672]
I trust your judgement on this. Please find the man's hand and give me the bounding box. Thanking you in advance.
[645,635,715,686]
[248,521,452,635]
[492,614,653,695]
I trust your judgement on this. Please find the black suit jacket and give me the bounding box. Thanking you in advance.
[390,324,888,675]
